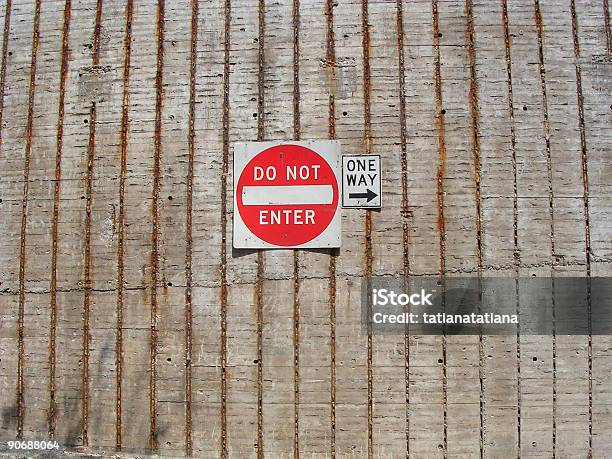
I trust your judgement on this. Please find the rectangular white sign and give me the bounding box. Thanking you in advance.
[342,154,381,208]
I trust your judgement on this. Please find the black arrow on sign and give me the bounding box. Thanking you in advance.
[349,189,378,203]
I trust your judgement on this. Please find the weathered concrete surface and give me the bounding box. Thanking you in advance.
[0,0,610,457]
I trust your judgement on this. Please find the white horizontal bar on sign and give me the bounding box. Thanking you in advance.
[242,185,334,205]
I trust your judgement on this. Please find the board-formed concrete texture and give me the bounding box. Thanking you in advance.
[0,0,610,457]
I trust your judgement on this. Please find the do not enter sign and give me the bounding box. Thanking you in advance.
[233,141,341,248]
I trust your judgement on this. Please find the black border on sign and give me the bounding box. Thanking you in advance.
[341,154,382,208]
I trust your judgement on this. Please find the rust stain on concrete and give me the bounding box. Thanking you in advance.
[115,0,134,448]
[570,0,593,453]
[82,101,96,447]
[360,0,374,456]
[324,0,337,455]
[431,0,447,455]
[184,0,199,455]
[17,0,41,441]
[81,0,104,446]
[49,0,72,439]
[395,0,412,454]
[292,0,301,455]
[464,1,485,455]
[148,0,167,451]
[219,0,231,455]
[0,0,12,157]
[255,0,265,456]
[604,0,611,55]
[501,0,522,449]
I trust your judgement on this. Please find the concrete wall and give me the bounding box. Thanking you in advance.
[0,0,610,456]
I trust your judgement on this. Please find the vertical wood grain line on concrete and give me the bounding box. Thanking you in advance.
[533,4,558,455]
[16,0,41,440]
[81,0,104,446]
[360,0,373,456]
[49,0,72,439]
[0,0,12,157]
[465,1,485,456]
[256,0,265,456]
[220,0,231,454]
[184,0,198,456]
[82,101,97,447]
[292,0,301,455]
[501,1,521,452]
[432,0,448,455]
[570,0,593,453]
[395,0,410,455]
[324,0,337,454]
[149,0,166,451]
[115,0,134,448]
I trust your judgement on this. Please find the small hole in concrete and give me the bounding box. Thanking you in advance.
[441,109,446,115]
[253,38,258,43]
[342,111,348,116]
[167,282,173,287]
[8,51,12,56]
[523,105,528,111]
[168,195,173,201]
[80,196,85,200]
[438,358,443,364]
[532,356,537,361]
[531,273,536,277]
[167,357,171,362]
[438,33,442,38]
[84,119,88,124]
[253,359,258,364]
[253,112,258,118]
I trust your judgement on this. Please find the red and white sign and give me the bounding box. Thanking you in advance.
[233,141,341,249]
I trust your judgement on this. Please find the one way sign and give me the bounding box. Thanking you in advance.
[342,155,381,208]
